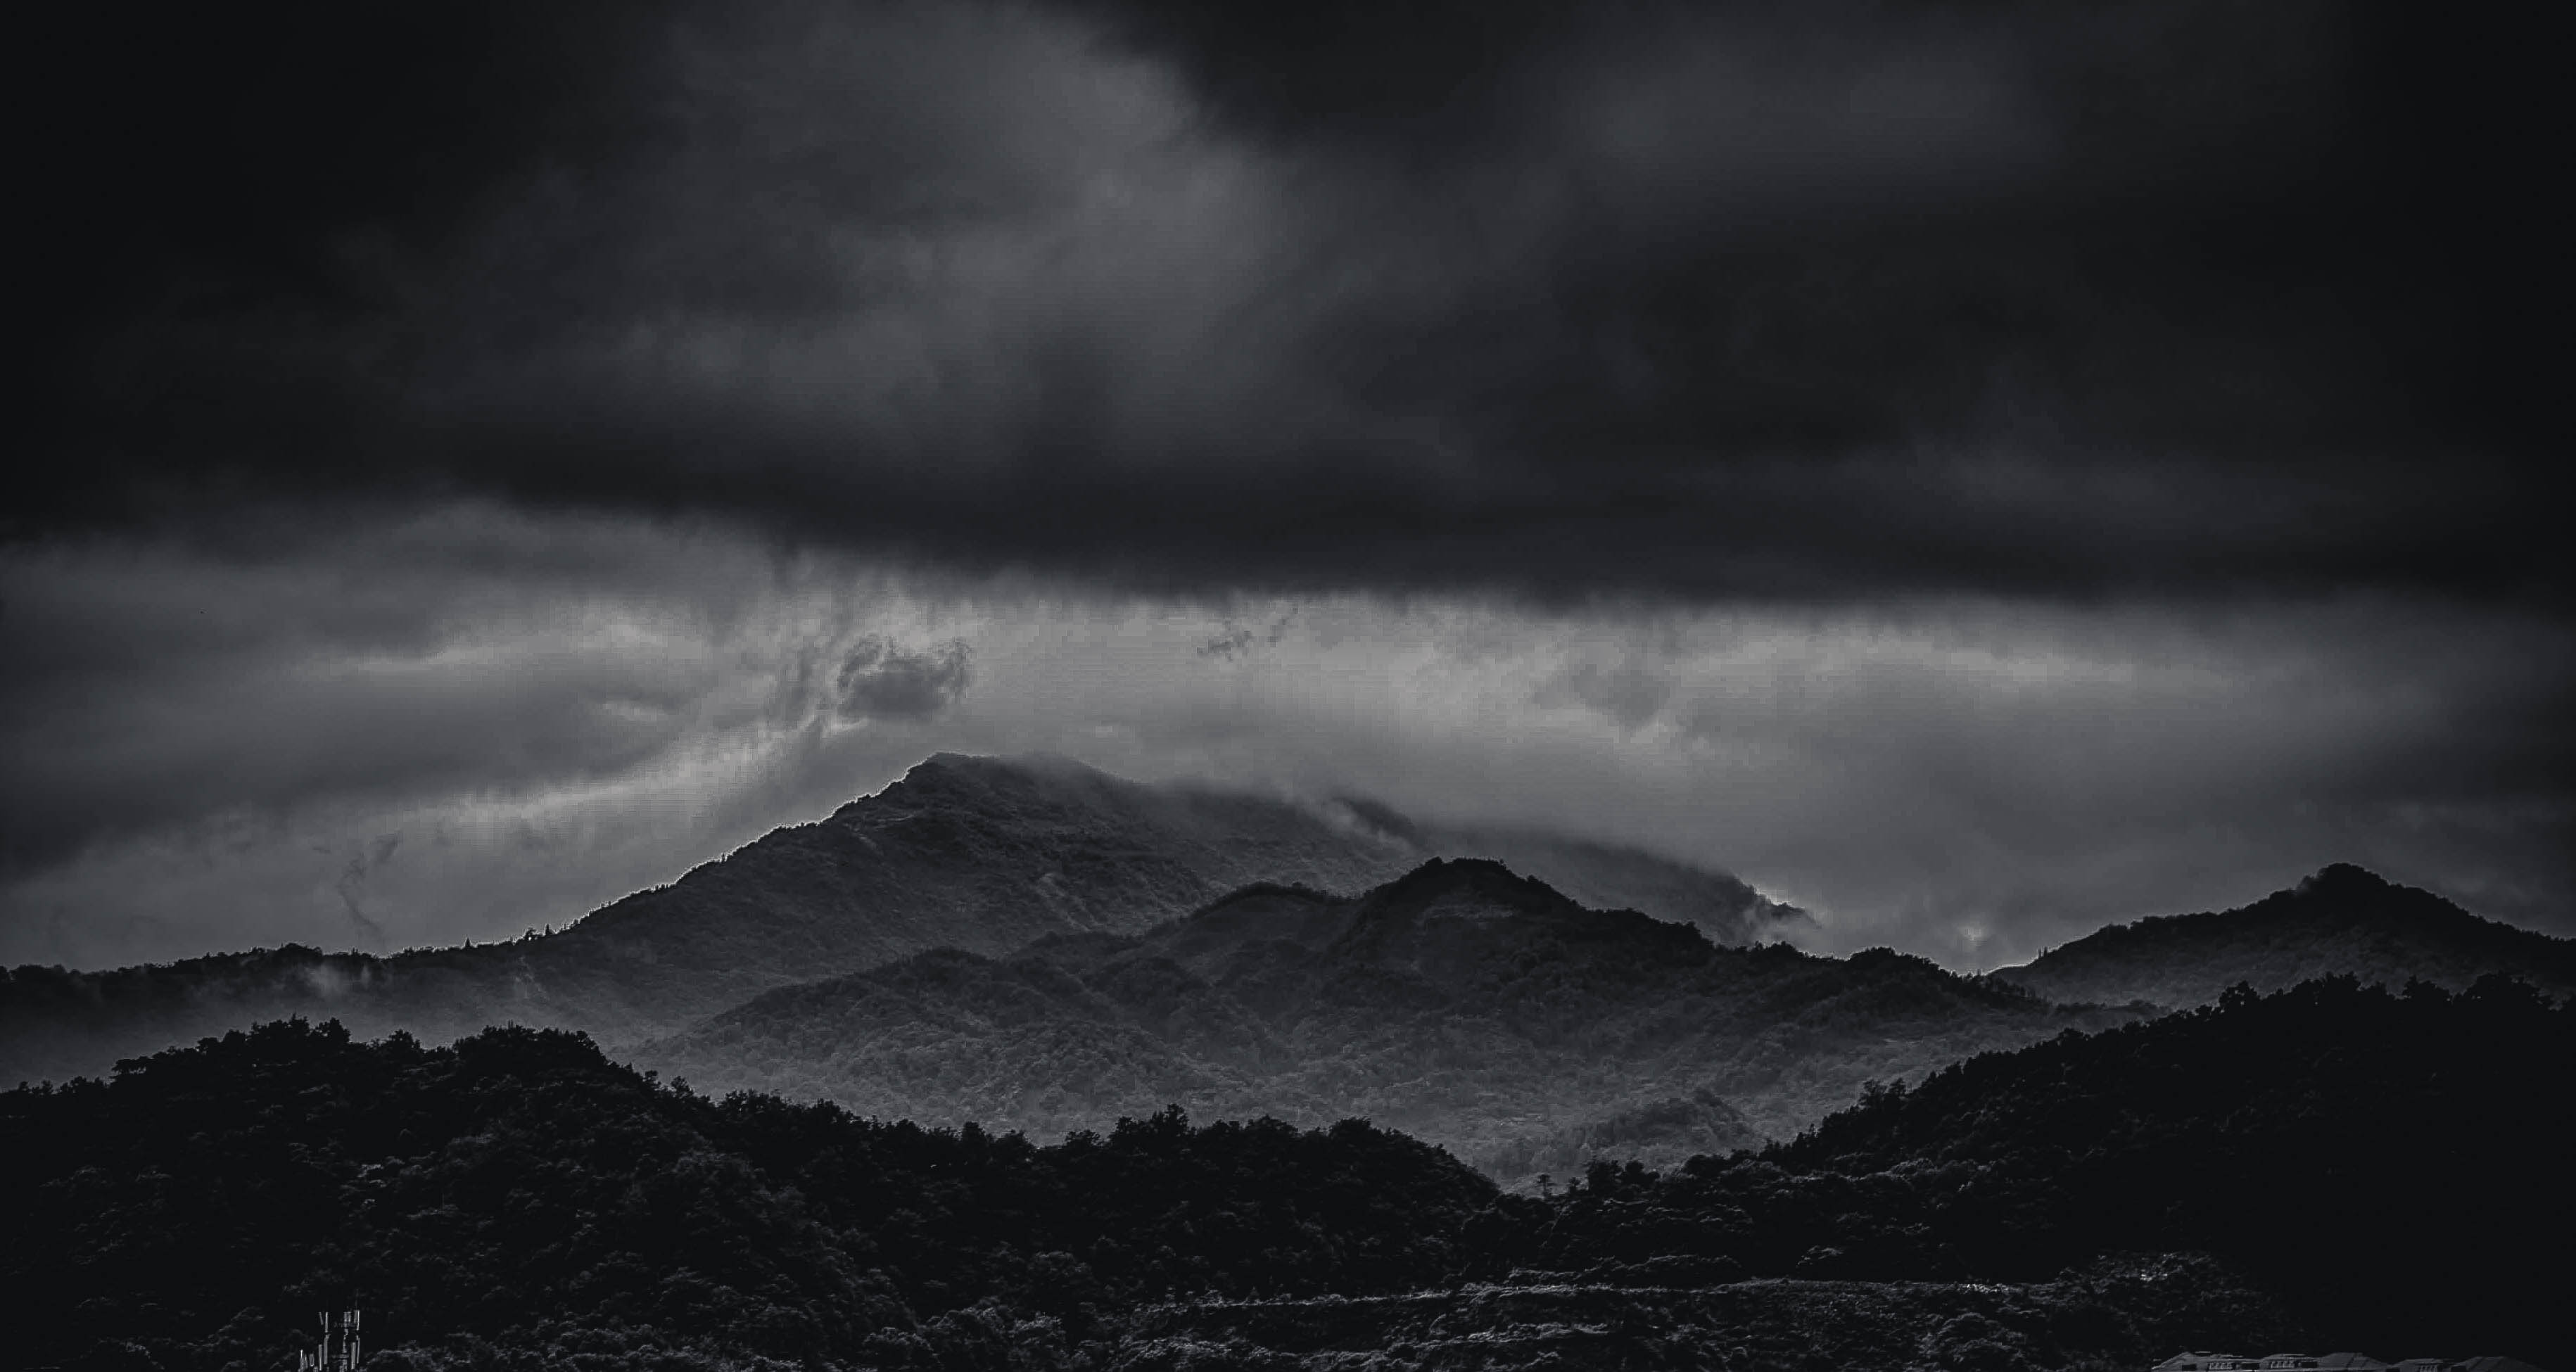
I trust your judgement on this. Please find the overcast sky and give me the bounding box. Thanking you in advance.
[8,0,2567,970]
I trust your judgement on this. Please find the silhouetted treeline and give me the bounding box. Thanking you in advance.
[5,974,2565,1370]
[1537,974,2575,1366]
[4,1017,1518,1368]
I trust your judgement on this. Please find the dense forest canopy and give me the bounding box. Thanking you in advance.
[1539,974,2575,1366]
[8,973,2565,1370]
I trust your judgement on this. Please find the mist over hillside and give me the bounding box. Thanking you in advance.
[1,754,1798,1086]
[635,858,2138,1174]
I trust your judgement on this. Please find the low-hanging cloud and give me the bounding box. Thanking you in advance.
[331,832,402,951]
[0,509,979,959]
[837,637,973,720]
[4,512,2565,970]
[1533,655,1675,735]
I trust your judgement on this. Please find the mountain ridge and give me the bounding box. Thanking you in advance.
[633,856,2136,1176]
[1988,862,2576,1009]
[1,754,1800,1085]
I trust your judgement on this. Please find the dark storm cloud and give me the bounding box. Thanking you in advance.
[333,833,402,951]
[0,510,762,877]
[0,513,992,963]
[1198,614,1293,661]
[22,0,2565,606]
[1533,658,1671,734]
[836,637,973,720]
[11,1,2569,972]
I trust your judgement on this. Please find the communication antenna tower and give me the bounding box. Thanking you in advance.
[293,1309,362,1371]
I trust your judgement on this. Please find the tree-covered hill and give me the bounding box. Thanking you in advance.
[3,1018,1511,1371]
[635,860,2142,1176]
[0,1016,2298,1372]
[16,974,2561,1371]
[1532,974,2576,1368]
[1987,863,2576,1010]
[1,754,1799,1086]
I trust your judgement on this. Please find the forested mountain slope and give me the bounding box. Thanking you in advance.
[1534,974,2575,1368]
[1,754,1798,1086]
[1,1019,1499,1371]
[1988,863,2576,1009]
[21,979,2558,1371]
[636,860,2139,1174]
[1,1016,2305,1372]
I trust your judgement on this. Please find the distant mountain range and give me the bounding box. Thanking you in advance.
[635,858,2137,1174]
[0,754,1800,1086]
[10,753,2573,1366]
[7,754,2568,1183]
[1987,863,2576,1009]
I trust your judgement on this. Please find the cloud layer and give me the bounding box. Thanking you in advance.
[25,0,2565,603]
[10,1,2565,969]
[4,511,2566,970]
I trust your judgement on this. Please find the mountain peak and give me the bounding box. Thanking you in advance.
[894,750,1105,792]
[1364,857,1583,915]
[2294,863,2397,898]
[846,751,1143,825]
[7,753,1802,1088]
[1326,858,1717,977]
[1991,864,2573,1010]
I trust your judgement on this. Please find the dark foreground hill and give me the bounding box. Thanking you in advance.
[0,754,1800,1086]
[11,972,2562,1371]
[0,1019,1492,1372]
[1988,863,2576,1010]
[1533,974,2576,1368]
[0,1018,2280,1372]
[635,859,2140,1174]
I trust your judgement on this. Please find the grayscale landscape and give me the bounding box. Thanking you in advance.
[8,1,2565,1368]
